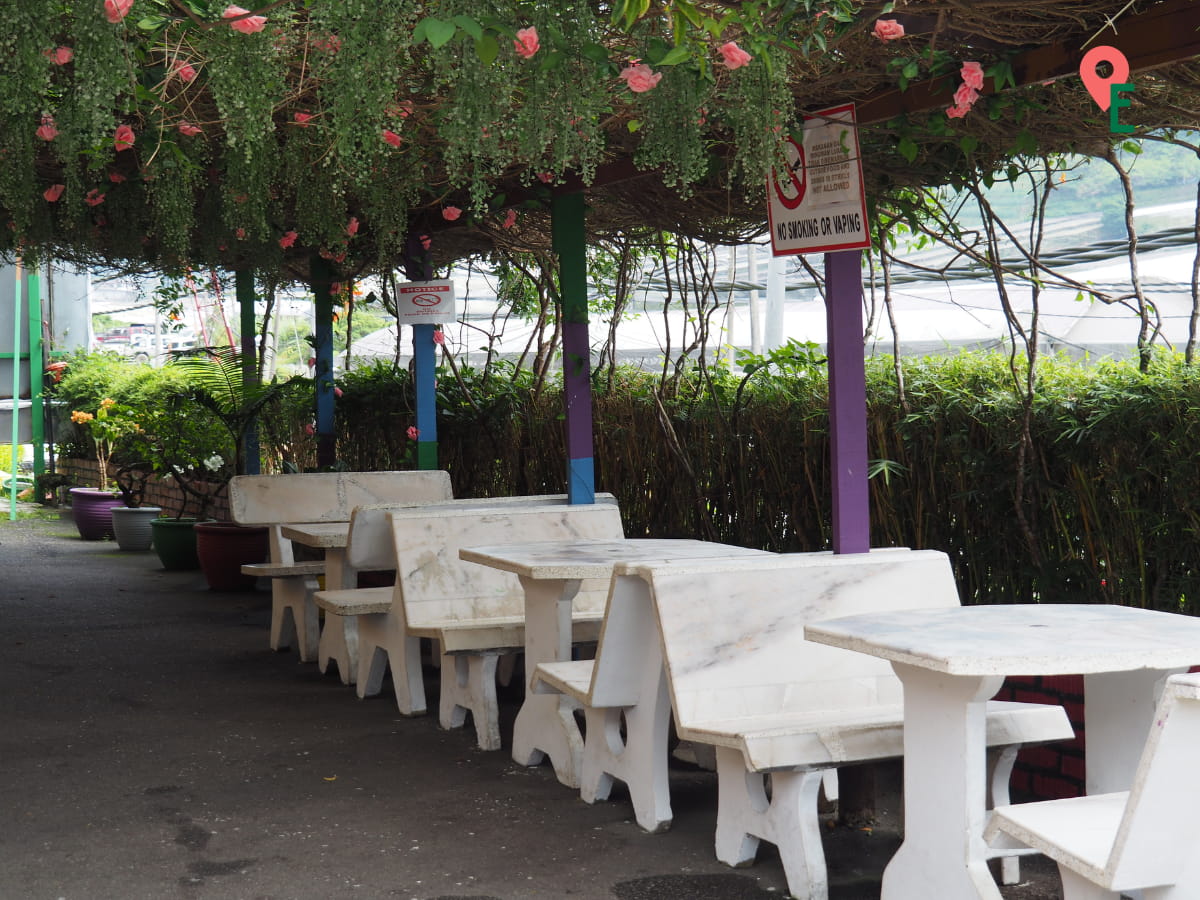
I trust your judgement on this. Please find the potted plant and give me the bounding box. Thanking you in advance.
[67,398,139,540]
[166,348,305,590]
[109,463,163,552]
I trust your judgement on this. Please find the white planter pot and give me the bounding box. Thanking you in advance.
[110,506,164,551]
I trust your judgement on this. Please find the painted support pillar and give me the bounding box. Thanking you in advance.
[235,269,260,475]
[26,267,44,477]
[552,191,595,504]
[309,257,337,469]
[8,263,22,520]
[403,233,439,471]
[825,249,870,554]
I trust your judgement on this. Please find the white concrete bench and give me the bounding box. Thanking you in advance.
[631,550,1074,900]
[316,500,625,750]
[228,471,453,661]
[312,493,616,686]
[986,671,1200,900]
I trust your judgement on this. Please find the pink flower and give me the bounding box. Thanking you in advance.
[113,124,135,151]
[304,423,315,436]
[346,216,359,236]
[177,122,202,136]
[104,0,134,24]
[278,230,298,249]
[537,171,553,183]
[442,206,462,221]
[293,112,312,126]
[382,129,402,148]
[419,234,431,250]
[873,19,905,41]
[108,172,126,183]
[960,60,984,91]
[502,208,517,230]
[406,426,419,441]
[717,41,752,70]
[619,62,662,93]
[513,26,539,59]
[84,189,105,207]
[43,184,65,202]
[432,330,445,346]
[953,83,979,110]
[945,103,970,120]
[47,46,74,65]
[222,5,267,34]
[235,227,246,240]
[173,61,197,82]
[35,116,58,141]
[333,386,343,398]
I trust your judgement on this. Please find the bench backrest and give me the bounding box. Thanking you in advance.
[637,549,960,726]
[344,493,618,572]
[387,502,626,626]
[229,471,453,527]
[1108,671,1200,889]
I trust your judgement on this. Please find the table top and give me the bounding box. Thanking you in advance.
[459,538,772,580]
[805,603,1200,676]
[280,522,349,548]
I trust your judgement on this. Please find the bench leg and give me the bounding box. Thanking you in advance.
[439,651,502,751]
[986,744,1022,885]
[355,613,426,716]
[714,747,829,900]
[579,671,674,833]
[270,575,320,662]
[318,612,358,685]
[1057,867,1119,900]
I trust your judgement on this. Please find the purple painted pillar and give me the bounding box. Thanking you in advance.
[825,249,870,553]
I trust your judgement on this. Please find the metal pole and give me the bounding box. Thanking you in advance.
[405,233,439,471]
[235,270,261,474]
[27,266,43,481]
[9,261,23,519]
[552,190,595,504]
[309,257,336,469]
[825,249,870,553]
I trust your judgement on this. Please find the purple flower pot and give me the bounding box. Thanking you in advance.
[69,487,123,541]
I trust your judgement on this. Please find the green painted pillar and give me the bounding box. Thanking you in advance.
[310,257,337,469]
[235,269,260,475]
[26,267,44,477]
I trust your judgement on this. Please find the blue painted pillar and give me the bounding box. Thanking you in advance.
[552,191,594,504]
[310,257,337,469]
[404,233,438,470]
[825,249,870,553]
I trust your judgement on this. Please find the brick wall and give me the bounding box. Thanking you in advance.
[56,457,230,520]
[995,675,1086,800]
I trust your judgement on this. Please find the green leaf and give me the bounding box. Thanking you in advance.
[539,50,565,71]
[422,18,457,49]
[898,136,918,163]
[901,59,920,80]
[627,119,642,133]
[452,15,482,41]
[676,0,703,28]
[657,46,692,67]
[579,43,611,65]
[475,34,499,66]
[959,135,979,155]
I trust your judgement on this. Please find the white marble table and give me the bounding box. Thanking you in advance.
[281,522,354,679]
[459,538,771,788]
[806,603,1200,900]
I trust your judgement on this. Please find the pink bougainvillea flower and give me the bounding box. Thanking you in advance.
[960,60,985,91]
[382,129,402,148]
[173,61,197,83]
[113,124,135,150]
[47,46,74,65]
[222,5,267,34]
[84,189,106,207]
[108,172,126,183]
[177,122,202,136]
[945,103,971,120]
[104,0,134,24]
[432,330,445,346]
[278,230,298,249]
[35,116,58,141]
[536,171,553,183]
[717,41,752,70]
[619,62,662,93]
[293,112,312,126]
[513,26,539,59]
[235,227,246,240]
[346,216,359,236]
[43,184,65,202]
[304,422,315,436]
[333,386,343,398]
[953,83,979,109]
[419,234,431,250]
[313,34,341,53]
[502,208,517,230]
[441,206,462,222]
[873,18,905,40]
[406,425,419,441]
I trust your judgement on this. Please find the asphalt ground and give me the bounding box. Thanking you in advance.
[0,507,1065,899]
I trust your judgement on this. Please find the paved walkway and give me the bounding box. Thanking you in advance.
[0,509,1062,899]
